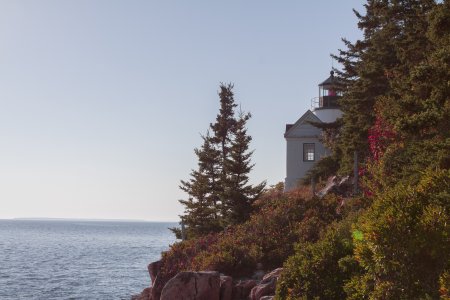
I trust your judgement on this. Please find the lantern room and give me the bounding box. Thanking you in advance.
[318,70,342,109]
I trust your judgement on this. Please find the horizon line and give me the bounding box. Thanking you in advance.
[1,217,179,223]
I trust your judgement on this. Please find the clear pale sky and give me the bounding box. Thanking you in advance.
[0,1,364,221]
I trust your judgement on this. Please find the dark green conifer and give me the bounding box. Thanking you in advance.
[177,83,265,238]
[210,83,238,177]
[222,111,266,225]
[333,0,436,174]
[177,131,222,238]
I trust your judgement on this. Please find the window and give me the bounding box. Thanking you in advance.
[303,143,315,161]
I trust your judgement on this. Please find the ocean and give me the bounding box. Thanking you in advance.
[0,219,177,299]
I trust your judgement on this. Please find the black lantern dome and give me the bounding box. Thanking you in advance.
[317,71,342,109]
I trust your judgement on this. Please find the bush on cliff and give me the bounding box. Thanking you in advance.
[275,213,362,300]
[345,168,450,299]
[276,169,449,300]
[156,186,343,289]
[191,188,342,276]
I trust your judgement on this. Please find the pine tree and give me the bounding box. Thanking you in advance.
[209,83,238,221]
[177,132,222,238]
[371,0,450,185]
[222,111,266,225]
[177,83,265,238]
[210,83,238,178]
[332,0,437,174]
[381,0,448,139]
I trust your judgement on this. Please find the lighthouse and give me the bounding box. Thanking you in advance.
[284,71,343,191]
[313,70,343,122]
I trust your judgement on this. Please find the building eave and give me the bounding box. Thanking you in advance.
[284,110,322,138]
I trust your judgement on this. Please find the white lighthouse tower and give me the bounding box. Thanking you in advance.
[284,71,342,191]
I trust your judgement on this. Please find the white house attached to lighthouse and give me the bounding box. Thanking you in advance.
[284,71,343,191]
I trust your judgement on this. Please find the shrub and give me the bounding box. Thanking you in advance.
[191,188,342,277]
[157,186,343,280]
[275,214,362,300]
[346,169,450,299]
[157,234,219,289]
[301,155,340,185]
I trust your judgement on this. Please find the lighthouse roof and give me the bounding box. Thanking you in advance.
[319,71,337,86]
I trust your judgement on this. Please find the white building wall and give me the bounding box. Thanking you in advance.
[284,122,330,191]
[284,108,341,192]
[313,108,342,123]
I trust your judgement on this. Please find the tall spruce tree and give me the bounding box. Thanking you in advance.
[222,111,266,225]
[332,0,437,174]
[380,0,447,139]
[210,83,238,176]
[371,0,450,185]
[177,83,265,238]
[209,83,238,221]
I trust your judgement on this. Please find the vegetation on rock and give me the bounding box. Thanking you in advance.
[156,187,343,291]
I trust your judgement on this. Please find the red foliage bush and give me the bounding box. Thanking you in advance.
[368,114,396,162]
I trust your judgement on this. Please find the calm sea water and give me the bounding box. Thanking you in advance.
[0,219,177,300]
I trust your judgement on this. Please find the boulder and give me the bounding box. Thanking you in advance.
[250,268,283,300]
[250,280,275,300]
[262,268,283,282]
[151,275,166,300]
[219,275,233,300]
[232,279,257,300]
[160,271,220,300]
[148,260,162,285]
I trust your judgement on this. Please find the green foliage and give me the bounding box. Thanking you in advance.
[276,4,449,297]
[439,270,450,299]
[222,111,266,225]
[276,214,362,300]
[308,119,343,153]
[192,190,341,276]
[301,155,340,185]
[174,132,222,238]
[346,169,450,299]
[333,0,437,174]
[364,137,450,196]
[378,1,450,142]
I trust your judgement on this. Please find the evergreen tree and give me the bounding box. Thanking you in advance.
[210,83,238,179]
[177,83,265,238]
[368,0,450,187]
[276,2,448,299]
[222,111,266,225]
[177,132,222,238]
[381,0,449,140]
[333,0,436,174]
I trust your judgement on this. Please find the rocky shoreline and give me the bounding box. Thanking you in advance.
[132,260,283,300]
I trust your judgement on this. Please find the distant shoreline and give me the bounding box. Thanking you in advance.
[1,218,178,223]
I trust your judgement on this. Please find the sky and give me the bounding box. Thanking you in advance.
[0,1,365,221]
